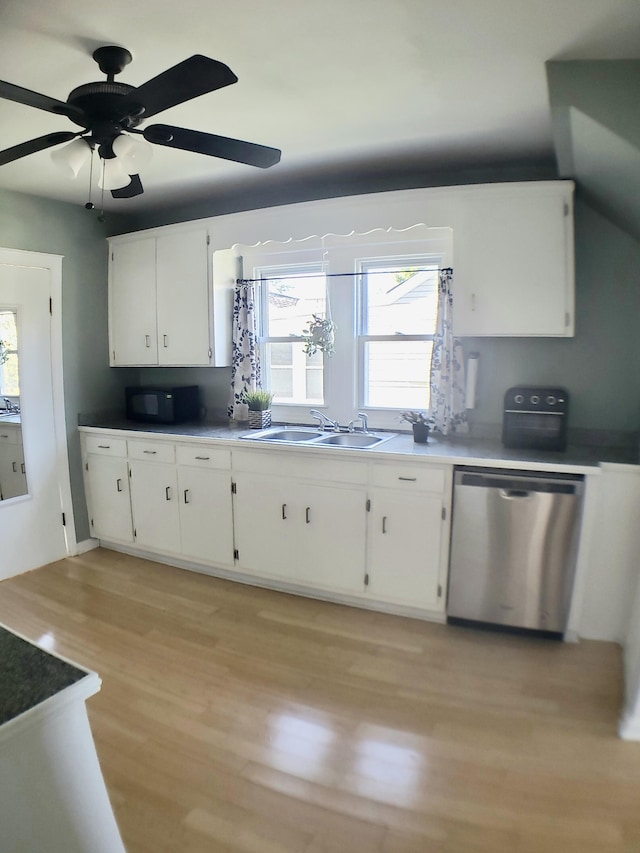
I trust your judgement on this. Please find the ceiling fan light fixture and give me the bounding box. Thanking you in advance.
[112,133,153,171]
[50,137,91,179]
[98,156,130,190]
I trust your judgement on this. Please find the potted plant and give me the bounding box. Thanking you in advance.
[301,315,336,356]
[399,411,433,444]
[244,389,274,429]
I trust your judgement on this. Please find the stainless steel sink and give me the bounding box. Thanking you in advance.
[240,427,324,442]
[312,432,395,448]
[240,426,396,449]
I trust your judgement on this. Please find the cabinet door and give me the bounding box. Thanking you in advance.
[129,460,181,554]
[177,466,234,566]
[85,456,133,543]
[454,186,573,336]
[367,487,445,610]
[156,228,211,366]
[109,237,158,365]
[232,471,301,581]
[297,482,367,594]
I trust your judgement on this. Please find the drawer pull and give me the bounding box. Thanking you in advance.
[184,489,190,504]
[281,503,287,520]
[98,444,110,449]
[116,478,123,492]
[398,476,417,482]
[165,486,171,501]
[21,462,25,474]
[145,335,151,348]
[382,515,387,534]
[12,462,17,473]
[0,434,8,439]
[305,506,311,524]
[195,456,210,461]
[143,450,157,455]
[163,334,168,348]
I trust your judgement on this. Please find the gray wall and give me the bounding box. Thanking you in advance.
[0,189,133,541]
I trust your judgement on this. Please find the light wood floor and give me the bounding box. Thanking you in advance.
[2,549,640,852]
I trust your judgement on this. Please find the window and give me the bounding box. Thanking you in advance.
[257,264,326,406]
[0,310,19,397]
[246,226,451,429]
[358,258,439,410]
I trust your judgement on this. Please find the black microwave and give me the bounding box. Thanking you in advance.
[125,385,200,424]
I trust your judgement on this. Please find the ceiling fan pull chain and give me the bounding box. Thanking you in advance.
[85,144,95,211]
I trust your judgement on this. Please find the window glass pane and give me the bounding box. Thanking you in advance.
[262,270,326,337]
[362,263,438,336]
[363,340,432,409]
[265,342,324,405]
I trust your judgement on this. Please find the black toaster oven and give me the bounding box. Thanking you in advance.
[502,386,569,452]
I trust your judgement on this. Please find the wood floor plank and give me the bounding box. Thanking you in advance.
[1,548,640,852]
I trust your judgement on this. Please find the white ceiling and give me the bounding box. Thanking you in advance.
[1,0,640,213]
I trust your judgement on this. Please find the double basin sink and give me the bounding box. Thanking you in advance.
[240,426,396,449]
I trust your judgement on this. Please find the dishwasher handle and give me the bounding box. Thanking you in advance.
[499,488,533,500]
[455,469,582,495]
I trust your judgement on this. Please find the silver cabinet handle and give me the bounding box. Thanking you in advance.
[382,516,388,534]
[184,489,190,504]
[163,334,168,348]
[12,462,17,472]
[0,434,8,439]
[471,293,476,311]
[116,478,123,492]
[165,486,171,501]
[145,334,151,347]
[98,444,110,449]
[305,506,311,524]
[20,462,25,474]
[281,503,287,520]
[143,450,157,454]
[398,476,417,482]
[195,456,210,461]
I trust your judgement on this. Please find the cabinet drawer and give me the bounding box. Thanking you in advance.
[232,448,367,485]
[370,462,447,493]
[85,434,127,457]
[176,443,231,470]
[128,439,175,463]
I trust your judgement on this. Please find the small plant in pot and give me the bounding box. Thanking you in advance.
[399,411,434,444]
[244,389,274,430]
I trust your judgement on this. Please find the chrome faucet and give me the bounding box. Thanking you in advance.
[310,409,340,432]
[348,412,369,433]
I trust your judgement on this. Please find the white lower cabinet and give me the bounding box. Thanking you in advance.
[80,430,452,621]
[366,462,452,611]
[129,459,182,555]
[0,426,26,500]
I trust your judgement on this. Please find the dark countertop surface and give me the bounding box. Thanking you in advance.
[0,627,86,726]
[78,419,640,472]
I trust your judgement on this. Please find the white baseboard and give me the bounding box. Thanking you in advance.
[618,711,640,741]
[74,538,99,556]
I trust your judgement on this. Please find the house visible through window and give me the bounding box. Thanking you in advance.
[358,258,439,410]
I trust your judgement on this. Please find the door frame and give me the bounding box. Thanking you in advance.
[0,247,76,555]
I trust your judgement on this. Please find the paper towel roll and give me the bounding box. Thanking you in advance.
[465,353,479,409]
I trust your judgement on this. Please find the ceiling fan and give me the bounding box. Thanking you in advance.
[0,45,281,201]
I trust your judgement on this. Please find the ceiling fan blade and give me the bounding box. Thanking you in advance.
[130,56,238,119]
[111,173,144,199]
[0,132,77,167]
[0,80,85,123]
[143,124,281,168]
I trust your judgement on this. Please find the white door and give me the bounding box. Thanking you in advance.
[129,460,182,554]
[109,237,158,365]
[156,228,211,366]
[177,466,234,566]
[85,456,133,543]
[0,254,71,579]
[367,487,444,609]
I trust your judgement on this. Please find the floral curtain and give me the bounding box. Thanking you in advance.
[429,268,468,435]
[228,280,261,421]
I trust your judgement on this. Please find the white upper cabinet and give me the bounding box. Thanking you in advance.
[108,223,233,366]
[453,182,575,337]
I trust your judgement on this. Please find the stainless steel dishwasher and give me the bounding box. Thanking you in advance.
[447,466,584,636]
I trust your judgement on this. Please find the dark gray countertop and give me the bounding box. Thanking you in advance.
[0,627,86,725]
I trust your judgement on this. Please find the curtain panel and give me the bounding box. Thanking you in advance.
[228,280,261,421]
[429,268,468,435]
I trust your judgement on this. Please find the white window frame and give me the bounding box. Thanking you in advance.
[243,226,452,431]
